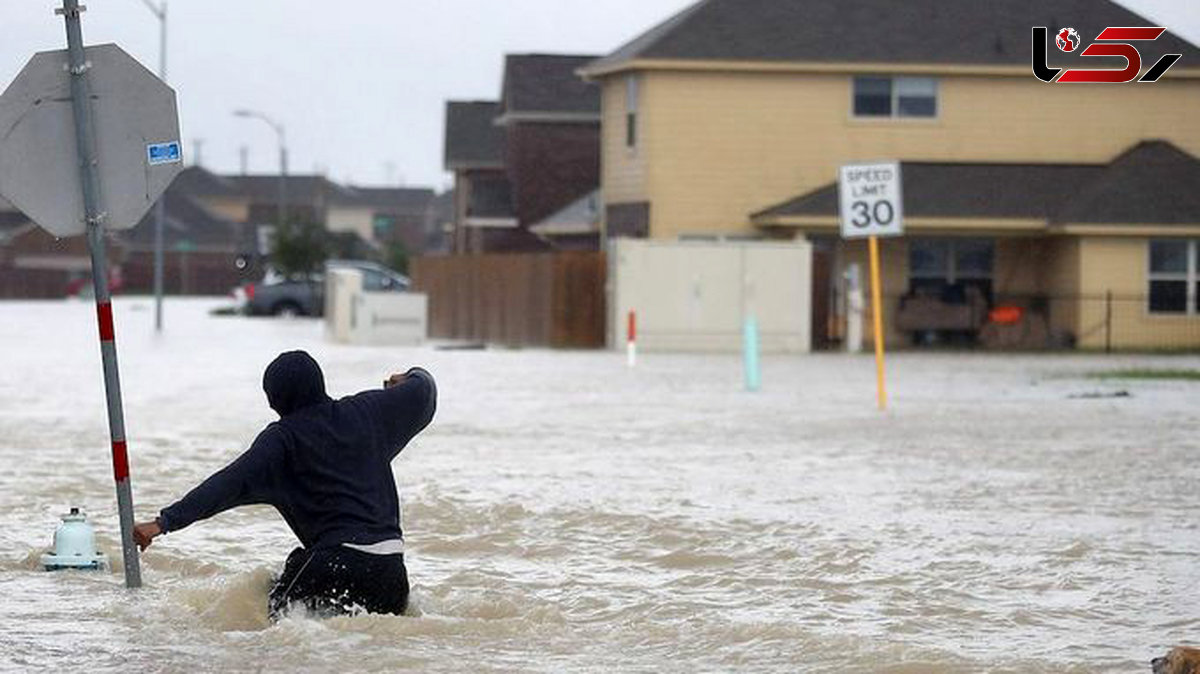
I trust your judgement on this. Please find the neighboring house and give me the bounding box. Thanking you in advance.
[169,166,250,224]
[753,141,1200,349]
[119,186,256,296]
[231,174,355,230]
[499,54,602,249]
[444,100,523,252]
[444,54,602,252]
[328,186,438,254]
[0,162,441,297]
[581,0,1200,349]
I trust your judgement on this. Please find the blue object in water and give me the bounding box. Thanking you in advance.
[42,508,108,572]
[743,316,761,392]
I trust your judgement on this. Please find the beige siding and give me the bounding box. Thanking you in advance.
[600,77,649,207]
[598,69,1200,239]
[196,196,250,224]
[1076,236,1200,349]
[327,205,375,243]
[1038,237,1081,340]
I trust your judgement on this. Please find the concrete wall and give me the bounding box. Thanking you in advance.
[326,268,428,346]
[612,238,812,353]
[599,68,1200,238]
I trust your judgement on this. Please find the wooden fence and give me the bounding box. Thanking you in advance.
[0,267,70,299]
[412,251,606,349]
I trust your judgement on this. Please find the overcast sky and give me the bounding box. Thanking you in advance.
[2,1,1197,192]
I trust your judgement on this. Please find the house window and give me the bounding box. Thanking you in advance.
[625,75,639,148]
[909,238,994,298]
[854,76,938,118]
[1148,239,1198,314]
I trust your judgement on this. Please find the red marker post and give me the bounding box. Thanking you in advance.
[626,310,637,368]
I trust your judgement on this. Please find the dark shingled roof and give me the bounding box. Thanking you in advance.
[753,141,1200,227]
[444,101,505,170]
[337,187,436,214]
[500,54,601,116]
[123,190,242,250]
[1055,141,1200,225]
[230,175,356,204]
[587,0,1200,72]
[170,166,242,198]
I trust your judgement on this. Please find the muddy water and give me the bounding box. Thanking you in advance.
[0,299,1197,672]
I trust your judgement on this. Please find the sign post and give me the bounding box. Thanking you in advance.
[60,0,142,589]
[838,161,904,411]
[0,1,183,589]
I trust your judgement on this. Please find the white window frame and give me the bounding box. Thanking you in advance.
[1148,239,1199,315]
[852,76,939,120]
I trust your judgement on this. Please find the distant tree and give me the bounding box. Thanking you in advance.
[271,222,328,278]
[387,240,410,275]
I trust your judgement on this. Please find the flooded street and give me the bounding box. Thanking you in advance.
[0,298,1197,672]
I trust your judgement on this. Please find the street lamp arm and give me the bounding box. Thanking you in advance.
[233,109,285,141]
[137,0,166,19]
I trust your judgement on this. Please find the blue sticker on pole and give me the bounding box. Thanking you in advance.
[146,141,182,166]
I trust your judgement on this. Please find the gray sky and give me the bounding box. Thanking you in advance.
[2,1,1197,191]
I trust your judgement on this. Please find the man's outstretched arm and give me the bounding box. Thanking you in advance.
[375,367,437,458]
[134,426,285,550]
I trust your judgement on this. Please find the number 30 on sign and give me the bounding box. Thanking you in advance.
[838,161,904,240]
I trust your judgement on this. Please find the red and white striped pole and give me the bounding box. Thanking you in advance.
[60,0,142,588]
[626,310,637,368]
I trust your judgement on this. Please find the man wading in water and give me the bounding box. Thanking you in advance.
[132,350,436,620]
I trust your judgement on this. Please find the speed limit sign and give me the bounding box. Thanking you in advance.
[838,161,904,239]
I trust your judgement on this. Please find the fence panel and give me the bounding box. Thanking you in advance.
[412,251,606,349]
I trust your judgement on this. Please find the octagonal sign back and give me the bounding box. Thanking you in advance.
[0,43,182,237]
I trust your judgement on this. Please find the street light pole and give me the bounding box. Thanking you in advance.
[234,110,288,236]
[139,0,167,332]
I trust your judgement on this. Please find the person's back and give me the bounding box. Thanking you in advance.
[134,351,437,619]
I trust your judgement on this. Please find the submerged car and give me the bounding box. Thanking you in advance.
[237,261,411,317]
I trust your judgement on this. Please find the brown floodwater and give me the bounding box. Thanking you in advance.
[0,299,1197,672]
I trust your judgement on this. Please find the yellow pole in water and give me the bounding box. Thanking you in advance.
[868,235,888,410]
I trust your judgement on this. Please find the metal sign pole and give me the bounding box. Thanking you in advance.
[58,0,143,589]
[152,1,168,333]
[868,235,888,411]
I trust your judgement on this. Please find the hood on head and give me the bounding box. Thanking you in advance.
[263,351,331,416]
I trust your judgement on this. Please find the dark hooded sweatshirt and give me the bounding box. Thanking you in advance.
[158,351,436,550]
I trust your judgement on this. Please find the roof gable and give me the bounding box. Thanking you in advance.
[1054,141,1200,225]
[500,54,601,118]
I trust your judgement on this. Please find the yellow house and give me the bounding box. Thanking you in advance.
[581,0,1200,350]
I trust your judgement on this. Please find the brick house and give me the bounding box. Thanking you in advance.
[444,54,602,252]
